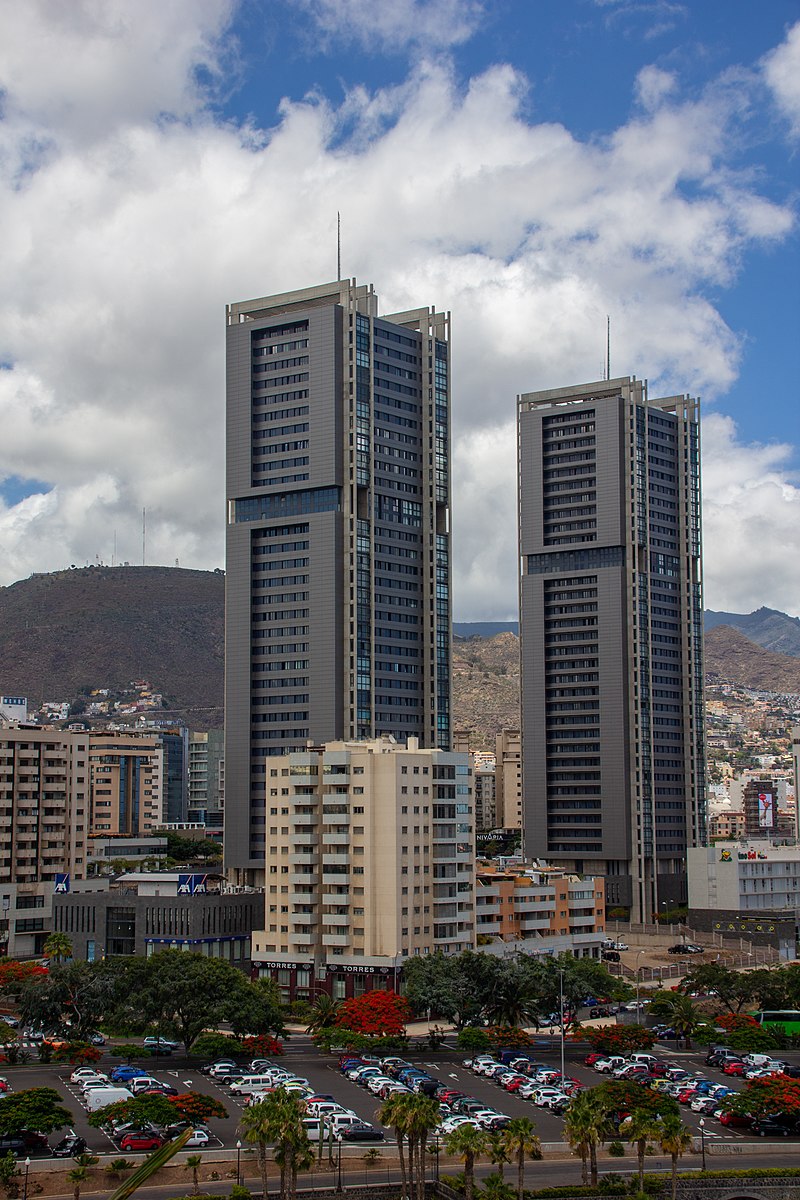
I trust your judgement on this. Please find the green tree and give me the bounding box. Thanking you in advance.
[403,1094,441,1200]
[133,951,255,1051]
[562,1090,606,1187]
[19,960,116,1040]
[67,1165,91,1200]
[620,1110,664,1195]
[678,963,757,1013]
[503,1116,540,1200]
[305,993,341,1035]
[486,1131,511,1181]
[0,1153,18,1198]
[648,991,704,1048]
[657,1115,693,1200]
[226,980,285,1041]
[238,1098,274,1200]
[482,964,541,1027]
[481,1174,515,1200]
[443,1123,488,1200]
[0,1088,73,1136]
[43,932,73,963]
[189,1032,244,1059]
[186,1154,203,1194]
[378,1092,413,1200]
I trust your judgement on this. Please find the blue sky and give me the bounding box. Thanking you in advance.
[0,0,797,618]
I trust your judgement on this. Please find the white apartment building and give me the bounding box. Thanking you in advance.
[251,736,475,1001]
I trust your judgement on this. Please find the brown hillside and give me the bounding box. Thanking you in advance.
[0,566,225,724]
[452,632,520,748]
[704,624,800,693]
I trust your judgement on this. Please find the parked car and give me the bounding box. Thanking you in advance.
[119,1132,164,1151]
[601,951,620,962]
[751,1114,797,1137]
[111,1066,149,1083]
[143,1036,180,1052]
[50,1134,87,1158]
[339,1123,385,1142]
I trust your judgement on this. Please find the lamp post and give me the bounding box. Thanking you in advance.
[431,1133,441,1184]
[699,1119,706,1171]
[558,967,566,1081]
[635,950,645,1025]
[335,1136,343,1194]
[236,1139,242,1188]
[23,1158,30,1200]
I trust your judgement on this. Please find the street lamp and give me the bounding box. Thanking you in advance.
[431,1134,441,1184]
[699,1119,706,1171]
[558,967,565,1081]
[635,950,645,1026]
[23,1158,30,1200]
[236,1139,242,1188]
[335,1136,343,1194]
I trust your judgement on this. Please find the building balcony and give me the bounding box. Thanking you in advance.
[293,813,319,826]
[290,911,318,925]
[289,851,319,865]
[321,933,350,947]
[322,872,350,886]
[322,852,349,865]
[289,872,319,885]
[322,832,350,845]
[322,811,350,824]
[322,911,350,925]
[293,832,319,845]
[290,932,318,946]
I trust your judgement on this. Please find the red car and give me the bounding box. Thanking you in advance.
[648,1063,670,1078]
[677,1089,696,1104]
[119,1133,164,1152]
[584,1053,605,1067]
[723,1061,746,1076]
[719,1111,753,1128]
[503,1077,527,1092]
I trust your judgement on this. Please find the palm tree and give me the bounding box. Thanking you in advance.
[562,1090,607,1187]
[305,992,341,1034]
[403,1094,441,1200]
[239,1096,275,1198]
[648,991,703,1048]
[487,1130,511,1181]
[378,1091,413,1200]
[67,1165,90,1200]
[186,1153,202,1194]
[657,1115,693,1200]
[443,1123,488,1200]
[503,1116,541,1200]
[620,1110,664,1195]
[481,1174,515,1200]
[44,931,72,963]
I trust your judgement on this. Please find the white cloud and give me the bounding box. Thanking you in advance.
[0,4,796,619]
[288,0,484,53]
[702,415,800,615]
[762,20,800,137]
[635,65,677,111]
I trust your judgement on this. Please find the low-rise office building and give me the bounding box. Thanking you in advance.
[52,873,260,967]
[688,840,800,958]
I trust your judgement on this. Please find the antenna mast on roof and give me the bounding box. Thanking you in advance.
[142,508,146,567]
[606,315,611,380]
[337,212,341,282]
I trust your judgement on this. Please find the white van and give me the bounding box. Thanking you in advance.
[229,1073,282,1096]
[85,1086,133,1112]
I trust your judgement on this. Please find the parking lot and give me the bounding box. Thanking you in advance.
[5,1035,790,1161]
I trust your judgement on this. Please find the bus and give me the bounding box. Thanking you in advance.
[751,1011,800,1034]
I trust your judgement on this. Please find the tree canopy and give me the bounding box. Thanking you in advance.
[0,1088,74,1135]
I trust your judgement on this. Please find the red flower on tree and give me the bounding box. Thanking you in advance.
[715,1013,760,1032]
[242,1035,284,1057]
[334,990,412,1037]
[171,1092,228,1122]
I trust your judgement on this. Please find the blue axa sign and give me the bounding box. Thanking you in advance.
[177,873,208,895]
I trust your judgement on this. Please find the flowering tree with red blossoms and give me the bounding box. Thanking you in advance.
[723,1075,800,1119]
[334,990,412,1037]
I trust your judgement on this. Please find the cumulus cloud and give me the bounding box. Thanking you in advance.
[702,415,800,615]
[0,3,797,618]
[635,64,677,110]
[288,0,484,53]
[762,20,800,137]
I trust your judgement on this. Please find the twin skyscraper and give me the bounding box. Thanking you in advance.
[224,279,704,925]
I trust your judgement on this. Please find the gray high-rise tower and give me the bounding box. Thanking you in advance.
[517,376,705,922]
[225,280,452,884]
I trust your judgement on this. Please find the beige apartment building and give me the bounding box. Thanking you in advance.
[495,729,522,830]
[0,727,166,956]
[251,736,475,1001]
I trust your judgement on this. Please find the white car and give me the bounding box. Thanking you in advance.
[70,1069,109,1085]
[366,1076,393,1094]
[594,1057,625,1074]
[326,1113,362,1134]
[184,1130,211,1148]
[532,1087,565,1106]
[440,1116,480,1133]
